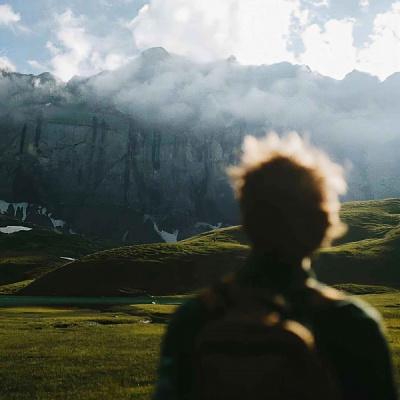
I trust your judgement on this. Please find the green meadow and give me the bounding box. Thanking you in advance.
[1,288,400,399]
[0,304,177,400]
[2,199,400,398]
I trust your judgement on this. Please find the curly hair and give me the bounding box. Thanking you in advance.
[228,131,347,260]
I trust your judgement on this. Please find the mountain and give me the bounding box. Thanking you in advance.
[1,48,400,243]
[18,199,400,296]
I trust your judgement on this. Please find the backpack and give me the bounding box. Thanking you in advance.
[193,276,342,400]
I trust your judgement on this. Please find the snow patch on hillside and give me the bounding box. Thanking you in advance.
[0,200,29,220]
[0,200,71,232]
[195,222,222,230]
[0,226,32,234]
[143,214,179,243]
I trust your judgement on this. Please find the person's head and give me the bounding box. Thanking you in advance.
[228,131,347,262]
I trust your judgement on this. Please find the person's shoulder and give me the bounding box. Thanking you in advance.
[311,280,383,325]
[173,273,237,319]
[170,295,205,322]
[168,288,216,329]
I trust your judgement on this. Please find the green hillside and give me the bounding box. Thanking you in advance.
[16,198,400,296]
[336,199,400,243]
[312,198,400,287]
[314,226,400,287]
[19,227,249,296]
[0,215,113,287]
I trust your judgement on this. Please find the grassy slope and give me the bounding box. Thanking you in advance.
[333,283,398,295]
[0,215,113,286]
[0,290,399,399]
[314,199,400,287]
[18,198,400,296]
[336,199,400,244]
[20,227,249,296]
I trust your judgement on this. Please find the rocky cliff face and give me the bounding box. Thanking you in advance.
[1,48,400,243]
[0,83,241,243]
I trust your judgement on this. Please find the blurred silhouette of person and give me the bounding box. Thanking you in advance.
[153,132,397,400]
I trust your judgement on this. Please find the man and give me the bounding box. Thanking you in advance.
[153,132,397,399]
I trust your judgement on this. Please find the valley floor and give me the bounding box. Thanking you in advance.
[0,293,399,399]
[0,303,179,399]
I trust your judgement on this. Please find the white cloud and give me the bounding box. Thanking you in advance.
[0,4,20,27]
[299,18,357,79]
[47,9,135,81]
[357,3,400,80]
[88,50,386,145]
[10,0,398,81]
[48,9,93,80]
[310,0,329,7]
[46,41,61,56]
[28,60,48,71]
[0,55,16,72]
[129,0,400,80]
[0,3,29,34]
[130,0,300,65]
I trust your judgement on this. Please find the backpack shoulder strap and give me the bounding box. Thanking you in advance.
[285,279,349,329]
[303,280,348,307]
[199,272,291,318]
[198,272,236,314]
[199,273,349,322]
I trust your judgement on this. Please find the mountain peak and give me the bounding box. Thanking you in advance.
[37,72,62,84]
[141,47,170,64]
[343,69,378,81]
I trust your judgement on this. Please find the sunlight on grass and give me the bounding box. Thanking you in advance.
[0,279,34,294]
[0,306,166,399]
[0,306,74,313]
[1,294,400,399]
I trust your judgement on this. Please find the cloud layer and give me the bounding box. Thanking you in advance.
[130,0,400,80]
[85,48,398,150]
[2,48,400,200]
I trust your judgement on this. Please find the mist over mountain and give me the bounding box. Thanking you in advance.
[1,47,400,243]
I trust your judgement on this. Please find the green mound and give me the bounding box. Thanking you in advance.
[0,214,113,286]
[332,284,398,295]
[0,279,34,294]
[336,198,400,244]
[313,224,400,288]
[20,226,249,296]
[19,199,400,296]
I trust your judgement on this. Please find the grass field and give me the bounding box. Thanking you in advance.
[0,304,177,399]
[1,289,400,399]
[2,198,400,398]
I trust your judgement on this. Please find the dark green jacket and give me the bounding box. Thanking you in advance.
[153,253,398,399]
